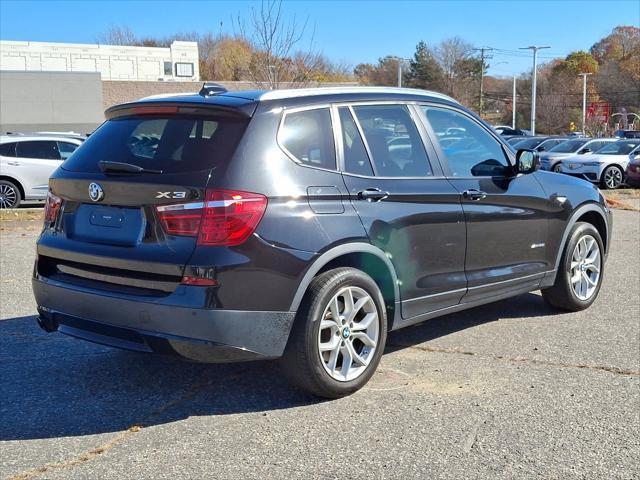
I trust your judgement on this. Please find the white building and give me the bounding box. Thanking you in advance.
[0,40,199,81]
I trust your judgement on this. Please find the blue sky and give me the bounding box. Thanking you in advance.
[0,0,637,76]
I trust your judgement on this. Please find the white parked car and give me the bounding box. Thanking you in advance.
[538,138,616,172]
[0,134,83,208]
[559,139,640,189]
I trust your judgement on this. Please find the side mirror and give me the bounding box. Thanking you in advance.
[536,146,545,152]
[516,149,539,174]
[578,148,591,154]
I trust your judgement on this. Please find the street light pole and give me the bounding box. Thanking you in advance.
[579,72,592,136]
[390,56,410,88]
[519,45,550,135]
[512,75,517,129]
[268,65,277,89]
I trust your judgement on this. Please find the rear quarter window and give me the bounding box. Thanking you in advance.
[279,108,336,170]
[0,142,17,157]
[61,114,249,174]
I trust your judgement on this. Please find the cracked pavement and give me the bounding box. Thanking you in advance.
[1,210,639,479]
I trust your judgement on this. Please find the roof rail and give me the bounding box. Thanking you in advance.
[199,82,228,97]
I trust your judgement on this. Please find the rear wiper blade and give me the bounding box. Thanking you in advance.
[98,161,163,174]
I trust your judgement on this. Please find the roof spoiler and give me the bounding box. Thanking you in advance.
[199,82,228,97]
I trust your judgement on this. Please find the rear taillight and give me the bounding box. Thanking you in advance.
[44,191,62,225]
[155,189,267,246]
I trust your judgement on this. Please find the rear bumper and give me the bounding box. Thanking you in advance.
[32,276,296,362]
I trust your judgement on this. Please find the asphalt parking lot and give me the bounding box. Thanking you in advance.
[1,210,638,480]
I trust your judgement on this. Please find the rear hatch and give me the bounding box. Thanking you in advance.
[37,101,253,296]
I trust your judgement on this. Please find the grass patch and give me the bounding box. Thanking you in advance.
[602,188,640,211]
[603,188,640,201]
[0,208,43,223]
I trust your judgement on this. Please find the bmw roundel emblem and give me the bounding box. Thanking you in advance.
[342,326,351,339]
[88,182,104,202]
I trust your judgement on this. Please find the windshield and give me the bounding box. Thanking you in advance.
[513,138,544,149]
[538,139,564,150]
[596,141,640,155]
[62,114,249,174]
[548,139,588,153]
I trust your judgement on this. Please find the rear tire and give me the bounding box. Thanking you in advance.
[542,222,604,311]
[600,165,624,189]
[281,267,387,399]
[0,180,21,209]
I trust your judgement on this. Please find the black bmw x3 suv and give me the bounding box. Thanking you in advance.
[33,85,612,398]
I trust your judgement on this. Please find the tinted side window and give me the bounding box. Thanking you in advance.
[280,108,336,169]
[352,105,432,177]
[0,142,17,157]
[57,141,79,160]
[339,107,374,176]
[423,106,509,177]
[587,141,607,152]
[16,141,61,160]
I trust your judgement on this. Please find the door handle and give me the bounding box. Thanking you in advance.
[462,189,487,201]
[7,161,20,166]
[357,188,389,202]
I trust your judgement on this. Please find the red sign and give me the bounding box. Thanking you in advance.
[587,102,610,123]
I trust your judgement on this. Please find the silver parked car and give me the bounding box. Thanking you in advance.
[538,138,616,172]
[0,134,83,208]
[559,139,640,189]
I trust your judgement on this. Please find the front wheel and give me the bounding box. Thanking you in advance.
[600,165,624,189]
[552,163,563,173]
[542,222,604,311]
[281,267,387,398]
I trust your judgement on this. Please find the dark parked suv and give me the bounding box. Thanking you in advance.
[33,86,612,398]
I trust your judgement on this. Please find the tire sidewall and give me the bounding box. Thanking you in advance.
[561,222,605,308]
[303,269,387,396]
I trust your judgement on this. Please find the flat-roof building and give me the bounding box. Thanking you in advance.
[0,40,199,81]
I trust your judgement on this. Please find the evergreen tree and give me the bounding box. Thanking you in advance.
[406,41,444,91]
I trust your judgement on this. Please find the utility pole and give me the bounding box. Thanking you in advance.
[473,47,493,117]
[512,75,517,129]
[519,45,550,135]
[579,72,592,136]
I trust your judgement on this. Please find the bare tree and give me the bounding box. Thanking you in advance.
[237,0,317,88]
[435,38,472,92]
[96,26,137,46]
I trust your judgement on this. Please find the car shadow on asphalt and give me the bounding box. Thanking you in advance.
[0,293,556,440]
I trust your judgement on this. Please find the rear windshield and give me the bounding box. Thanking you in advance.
[62,114,249,174]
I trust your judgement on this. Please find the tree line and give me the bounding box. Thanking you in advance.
[98,2,638,135]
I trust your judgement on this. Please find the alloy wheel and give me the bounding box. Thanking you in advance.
[570,234,601,301]
[0,184,18,209]
[317,286,379,382]
[604,167,622,189]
